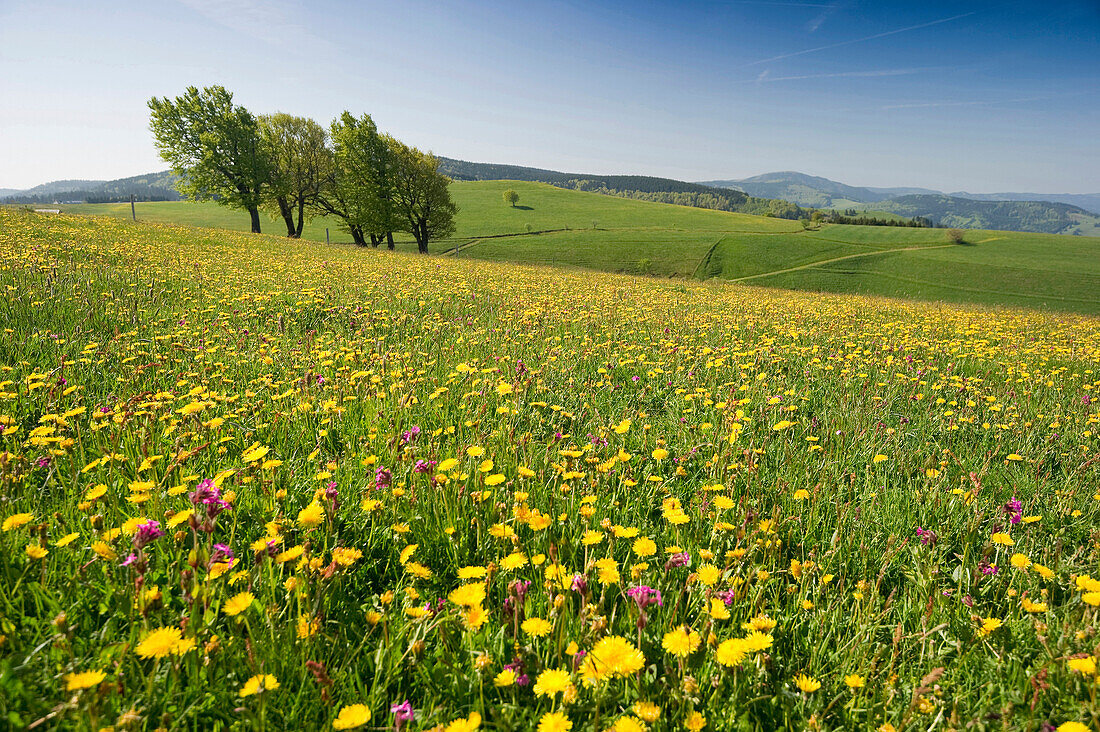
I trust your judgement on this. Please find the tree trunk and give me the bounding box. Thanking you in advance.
[277,197,296,237]
[416,219,428,254]
[369,234,380,248]
[295,198,306,238]
[386,231,395,250]
[350,225,366,246]
[248,206,262,234]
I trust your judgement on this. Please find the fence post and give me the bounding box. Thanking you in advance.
[130,194,136,221]
[326,228,330,244]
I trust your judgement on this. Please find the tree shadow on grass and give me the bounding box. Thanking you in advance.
[512,205,534,211]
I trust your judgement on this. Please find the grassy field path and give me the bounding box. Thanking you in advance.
[729,243,955,281]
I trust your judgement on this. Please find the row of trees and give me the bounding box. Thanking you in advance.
[148,86,456,251]
[813,210,933,228]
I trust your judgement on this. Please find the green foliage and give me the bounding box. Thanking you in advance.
[147,86,272,232]
[318,112,396,246]
[502,189,519,207]
[260,113,330,238]
[388,140,457,253]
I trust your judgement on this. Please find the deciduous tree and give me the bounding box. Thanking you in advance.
[315,112,397,248]
[388,140,456,254]
[148,86,271,233]
[260,113,330,238]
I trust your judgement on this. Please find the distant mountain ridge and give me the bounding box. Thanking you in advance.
[947,190,1100,213]
[8,164,1097,235]
[701,171,1100,235]
[2,171,180,204]
[701,171,1100,215]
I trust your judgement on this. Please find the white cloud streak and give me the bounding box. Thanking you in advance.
[743,11,976,66]
[752,67,937,84]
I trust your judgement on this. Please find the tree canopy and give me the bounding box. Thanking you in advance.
[260,113,330,238]
[148,85,271,233]
[388,140,457,254]
[148,88,456,250]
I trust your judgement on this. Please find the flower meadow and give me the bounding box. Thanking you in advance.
[1,208,1099,731]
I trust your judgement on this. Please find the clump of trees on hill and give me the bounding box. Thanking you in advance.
[147,85,456,250]
[565,181,809,219]
[437,158,812,220]
[818,210,933,228]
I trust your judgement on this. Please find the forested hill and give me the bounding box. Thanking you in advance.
[871,195,1099,235]
[700,170,1100,234]
[2,171,181,204]
[437,157,808,219]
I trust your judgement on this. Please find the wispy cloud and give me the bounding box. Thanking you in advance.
[752,67,938,84]
[744,11,976,66]
[806,0,847,33]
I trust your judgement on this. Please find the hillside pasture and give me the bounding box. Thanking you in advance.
[26,179,1100,314]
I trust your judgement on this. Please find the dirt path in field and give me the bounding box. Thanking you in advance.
[446,238,483,255]
[729,244,956,282]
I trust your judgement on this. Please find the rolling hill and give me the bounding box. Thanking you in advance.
[0,171,180,203]
[438,157,807,218]
[946,190,1100,213]
[21,179,1100,315]
[700,171,937,208]
[868,195,1100,236]
[702,171,1100,234]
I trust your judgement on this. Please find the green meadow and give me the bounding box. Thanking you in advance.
[38,180,1100,314]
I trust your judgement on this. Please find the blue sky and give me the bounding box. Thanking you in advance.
[1,0,1097,192]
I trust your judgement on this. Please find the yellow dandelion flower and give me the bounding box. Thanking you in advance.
[2,513,33,532]
[135,626,183,659]
[239,673,279,697]
[297,502,325,528]
[633,537,657,556]
[794,674,821,693]
[1067,656,1096,675]
[522,617,554,637]
[538,711,573,732]
[65,670,107,691]
[223,591,254,617]
[685,711,706,731]
[716,638,748,666]
[533,668,572,697]
[332,704,371,730]
[662,626,701,657]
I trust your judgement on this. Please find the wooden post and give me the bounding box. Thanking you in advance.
[130,194,136,221]
[326,228,330,244]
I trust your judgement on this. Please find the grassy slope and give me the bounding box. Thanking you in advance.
[33,179,1100,314]
[51,181,797,242]
[1,209,1099,729]
[706,228,1100,312]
